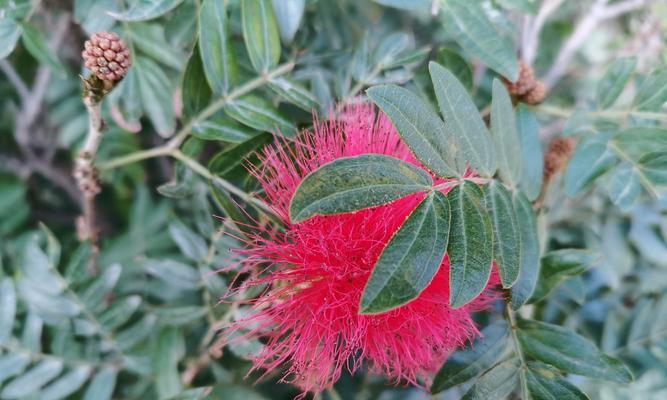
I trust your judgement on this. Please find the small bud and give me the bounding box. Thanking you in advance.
[543,137,576,182]
[504,61,548,105]
[82,32,131,82]
[524,81,547,105]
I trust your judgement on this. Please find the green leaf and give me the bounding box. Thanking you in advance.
[517,319,633,384]
[199,0,237,95]
[154,328,185,399]
[0,278,16,343]
[0,18,21,59]
[83,367,117,400]
[608,163,641,211]
[271,0,305,43]
[596,57,636,109]
[80,264,122,311]
[0,354,30,384]
[564,133,618,196]
[225,95,294,135]
[144,259,200,290]
[109,0,185,22]
[440,0,519,80]
[491,79,522,186]
[208,133,272,177]
[526,362,589,400]
[485,180,521,288]
[269,77,318,111]
[168,221,207,261]
[429,62,496,176]
[634,67,667,111]
[639,152,667,185]
[154,306,207,326]
[461,358,520,400]
[372,0,430,11]
[447,182,493,308]
[242,0,281,73]
[614,126,667,158]
[40,366,92,400]
[360,192,449,314]
[129,23,183,70]
[436,48,473,91]
[136,56,176,137]
[531,249,596,302]
[289,154,432,222]
[21,23,66,77]
[182,45,212,118]
[366,84,459,178]
[192,119,254,143]
[516,105,543,200]
[168,387,213,400]
[1,359,64,399]
[98,295,142,330]
[432,321,510,393]
[209,385,267,400]
[510,191,540,310]
[116,315,157,350]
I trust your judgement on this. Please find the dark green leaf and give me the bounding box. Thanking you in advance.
[360,192,449,314]
[614,126,667,158]
[168,221,207,261]
[225,95,294,135]
[21,23,66,77]
[0,278,16,343]
[510,191,540,310]
[109,0,185,22]
[517,319,633,383]
[491,79,522,186]
[99,296,142,330]
[242,0,281,72]
[144,259,200,290]
[209,385,267,400]
[192,118,255,143]
[526,362,589,400]
[80,264,122,311]
[436,48,473,91]
[154,328,185,399]
[372,0,430,12]
[129,23,183,70]
[531,249,596,302]
[485,180,521,288]
[432,321,510,393]
[440,0,519,80]
[182,45,212,118]
[269,77,318,111]
[639,152,667,185]
[168,387,213,400]
[290,154,432,222]
[447,182,493,308]
[199,0,237,95]
[596,57,636,109]
[116,315,157,351]
[461,358,520,400]
[208,133,272,177]
[366,84,459,178]
[271,0,304,43]
[564,133,618,196]
[40,366,92,400]
[0,18,21,59]
[83,367,117,400]
[155,306,207,326]
[516,105,543,200]
[1,359,63,399]
[608,163,641,211]
[136,56,176,137]
[634,67,667,111]
[430,62,496,176]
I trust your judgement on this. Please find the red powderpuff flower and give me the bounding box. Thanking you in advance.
[223,104,499,396]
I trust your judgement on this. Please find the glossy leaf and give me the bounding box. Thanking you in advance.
[136,56,176,137]
[109,0,184,22]
[447,182,493,308]
[516,105,543,200]
[290,154,432,222]
[614,126,667,158]
[596,57,636,109]
[485,180,521,288]
[526,362,589,400]
[0,354,30,383]
[182,45,211,118]
[440,0,519,80]
[21,23,66,77]
[144,259,200,290]
[608,163,641,211]
[634,67,667,111]
[269,77,318,111]
[531,249,596,302]
[0,17,21,59]
[199,0,237,95]
[461,358,520,400]
[40,366,92,400]
[83,367,117,400]
[271,0,305,43]
[432,321,510,393]
[366,84,459,178]
[436,48,473,91]
[208,133,273,177]
[242,0,281,72]
[491,79,522,186]
[564,133,618,196]
[1,359,64,398]
[510,191,540,310]
[169,221,207,261]
[372,0,430,11]
[430,62,496,177]
[360,192,449,314]
[154,328,185,399]
[192,119,254,143]
[225,95,294,135]
[639,152,667,185]
[0,278,16,343]
[518,319,633,383]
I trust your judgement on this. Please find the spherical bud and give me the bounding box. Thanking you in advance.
[543,137,577,182]
[505,62,536,96]
[82,32,131,82]
[524,81,547,105]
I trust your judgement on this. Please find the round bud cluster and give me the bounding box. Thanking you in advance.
[544,137,576,182]
[505,62,547,105]
[82,32,131,82]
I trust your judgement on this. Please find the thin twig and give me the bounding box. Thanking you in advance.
[522,0,567,65]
